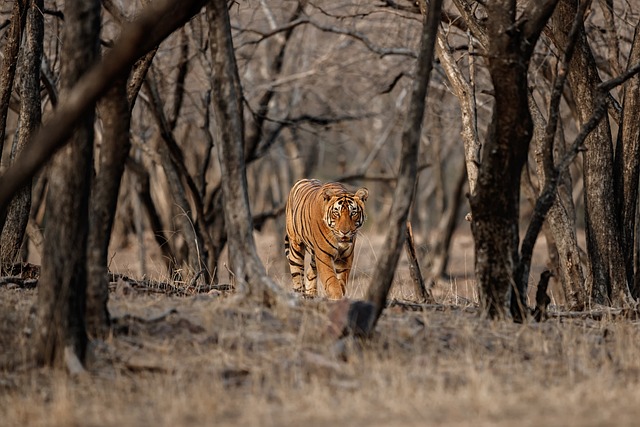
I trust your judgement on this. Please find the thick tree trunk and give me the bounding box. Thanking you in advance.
[549,0,629,306]
[0,0,42,270]
[365,0,442,327]
[207,0,285,303]
[33,0,100,368]
[468,1,557,319]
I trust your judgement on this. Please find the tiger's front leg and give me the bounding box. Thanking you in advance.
[316,254,345,300]
[305,254,318,297]
[335,256,353,294]
[285,235,305,293]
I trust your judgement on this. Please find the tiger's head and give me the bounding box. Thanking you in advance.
[322,186,369,243]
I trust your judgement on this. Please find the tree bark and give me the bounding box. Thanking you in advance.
[614,22,640,298]
[207,0,286,303]
[86,78,130,338]
[435,31,480,196]
[467,0,557,319]
[0,0,26,160]
[0,0,42,271]
[528,94,585,309]
[549,0,630,306]
[33,0,100,368]
[86,0,159,337]
[365,0,442,328]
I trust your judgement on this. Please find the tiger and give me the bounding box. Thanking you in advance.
[284,179,368,299]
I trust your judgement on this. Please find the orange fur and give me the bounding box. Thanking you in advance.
[284,179,368,299]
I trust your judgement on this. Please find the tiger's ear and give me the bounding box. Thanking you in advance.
[355,188,369,202]
[323,188,340,201]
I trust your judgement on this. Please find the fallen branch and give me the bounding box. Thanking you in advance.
[0,276,38,289]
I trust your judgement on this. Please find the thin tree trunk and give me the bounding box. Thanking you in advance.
[33,0,100,368]
[86,78,130,338]
[365,0,442,328]
[528,94,585,309]
[614,22,640,298]
[435,31,480,196]
[0,0,26,161]
[85,0,160,336]
[207,0,286,303]
[429,161,467,278]
[0,0,42,271]
[549,0,630,306]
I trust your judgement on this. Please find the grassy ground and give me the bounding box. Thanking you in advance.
[2,281,640,427]
[2,230,639,426]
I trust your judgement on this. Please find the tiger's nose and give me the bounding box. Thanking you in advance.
[338,231,353,242]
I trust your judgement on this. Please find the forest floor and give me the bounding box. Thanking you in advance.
[2,229,640,426]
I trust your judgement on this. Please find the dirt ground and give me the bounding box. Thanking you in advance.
[2,229,640,426]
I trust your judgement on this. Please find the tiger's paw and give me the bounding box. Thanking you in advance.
[293,287,317,299]
[325,284,345,300]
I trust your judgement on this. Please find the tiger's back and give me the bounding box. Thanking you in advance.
[285,179,368,299]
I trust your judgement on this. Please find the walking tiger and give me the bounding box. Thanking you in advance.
[284,179,368,299]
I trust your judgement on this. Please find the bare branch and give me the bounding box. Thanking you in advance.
[0,0,209,210]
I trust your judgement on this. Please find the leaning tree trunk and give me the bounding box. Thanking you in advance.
[549,0,629,306]
[33,0,100,368]
[365,0,442,328]
[0,0,43,270]
[207,0,285,304]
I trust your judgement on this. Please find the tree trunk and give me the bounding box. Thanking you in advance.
[0,0,26,160]
[207,0,285,303]
[613,22,640,298]
[549,0,629,306]
[365,0,442,328]
[468,1,557,319]
[33,0,100,368]
[0,0,42,271]
[86,78,130,338]
[528,94,585,309]
[429,160,467,278]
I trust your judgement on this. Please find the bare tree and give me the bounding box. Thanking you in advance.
[613,22,640,298]
[458,0,558,319]
[364,0,442,329]
[86,78,130,338]
[0,0,42,270]
[33,0,100,368]
[548,0,630,306]
[0,0,209,208]
[0,0,26,161]
[207,0,286,304]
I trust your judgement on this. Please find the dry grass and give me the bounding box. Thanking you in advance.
[3,231,640,426]
[3,282,640,427]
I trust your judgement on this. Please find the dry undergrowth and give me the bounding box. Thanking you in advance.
[2,278,640,427]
